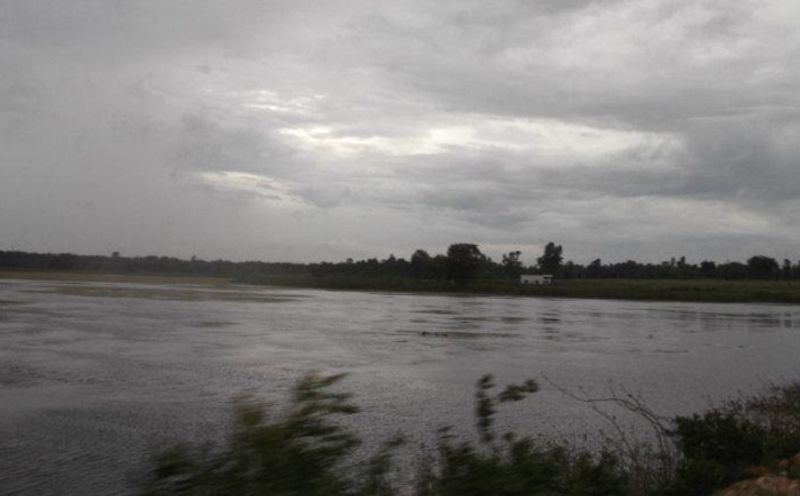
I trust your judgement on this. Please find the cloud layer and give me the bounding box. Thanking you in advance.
[2,0,799,263]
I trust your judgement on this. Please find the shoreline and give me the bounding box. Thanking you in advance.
[0,269,233,287]
[3,269,800,304]
[251,278,800,305]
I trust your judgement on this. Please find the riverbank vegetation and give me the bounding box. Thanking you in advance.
[3,244,800,303]
[6,269,800,304]
[139,374,800,496]
[4,244,800,282]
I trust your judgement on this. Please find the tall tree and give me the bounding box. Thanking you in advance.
[410,249,432,278]
[446,243,486,284]
[586,258,602,279]
[501,251,523,279]
[537,242,563,275]
[747,255,779,279]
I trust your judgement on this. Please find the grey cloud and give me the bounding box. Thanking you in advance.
[2,0,800,263]
[339,0,799,152]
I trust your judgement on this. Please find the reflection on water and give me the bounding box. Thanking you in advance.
[1,278,800,494]
[648,307,795,329]
[399,330,520,339]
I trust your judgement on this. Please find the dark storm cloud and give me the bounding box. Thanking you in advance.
[1,0,799,263]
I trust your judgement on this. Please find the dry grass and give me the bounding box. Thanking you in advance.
[0,269,233,287]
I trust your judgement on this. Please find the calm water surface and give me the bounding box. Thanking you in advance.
[1,277,800,494]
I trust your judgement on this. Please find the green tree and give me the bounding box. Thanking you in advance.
[445,244,486,284]
[586,258,602,279]
[699,260,716,277]
[746,255,779,279]
[410,249,432,278]
[537,242,563,275]
[501,250,522,279]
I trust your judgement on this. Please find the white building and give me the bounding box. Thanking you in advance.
[520,274,553,285]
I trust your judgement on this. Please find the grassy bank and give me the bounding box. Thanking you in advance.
[3,269,800,304]
[0,269,233,286]
[242,274,800,304]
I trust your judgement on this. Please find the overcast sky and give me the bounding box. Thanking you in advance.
[2,1,799,264]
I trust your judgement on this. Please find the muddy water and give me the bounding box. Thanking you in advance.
[1,278,799,494]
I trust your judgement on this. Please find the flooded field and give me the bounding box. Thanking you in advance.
[1,277,800,494]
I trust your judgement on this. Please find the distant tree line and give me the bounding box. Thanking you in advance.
[1,243,799,283]
[306,243,800,282]
[562,254,800,281]
[0,250,306,278]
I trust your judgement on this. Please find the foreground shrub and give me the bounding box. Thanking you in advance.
[140,373,381,496]
[662,410,764,495]
[140,375,800,496]
[661,383,800,496]
[416,375,626,496]
[745,382,800,461]
[140,374,626,496]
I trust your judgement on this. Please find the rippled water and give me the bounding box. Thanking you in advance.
[1,277,800,494]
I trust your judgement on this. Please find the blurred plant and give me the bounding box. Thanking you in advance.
[662,382,800,496]
[140,373,800,496]
[140,373,400,496]
[416,374,626,496]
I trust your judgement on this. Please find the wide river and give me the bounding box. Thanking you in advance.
[1,277,800,494]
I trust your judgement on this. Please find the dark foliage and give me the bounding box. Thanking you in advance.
[140,374,390,496]
[2,243,798,283]
[537,242,563,276]
[445,244,489,285]
[140,374,628,496]
[659,382,800,495]
[663,411,766,495]
[139,373,800,496]
[417,375,625,496]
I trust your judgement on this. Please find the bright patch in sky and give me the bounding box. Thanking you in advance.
[199,171,302,206]
[276,116,680,162]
